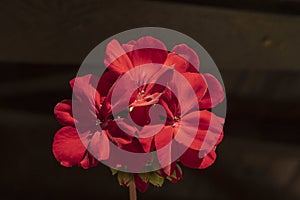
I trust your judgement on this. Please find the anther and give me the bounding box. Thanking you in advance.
[95,119,101,126]
[174,116,180,121]
[129,106,134,112]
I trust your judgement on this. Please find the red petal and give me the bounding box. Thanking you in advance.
[98,70,119,99]
[169,72,207,115]
[122,40,137,52]
[159,90,178,121]
[127,36,168,67]
[103,78,136,116]
[80,153,99,169]
[154,126,174,149]
[106,119,134,146]
[70,74,101,113]
[189,110,224,151]
[137,124,166,152]
[154,126,174,174]
[122,137,145,153]
[138,136,154,153]
[70,75,102,131]
[164,53,189,73]
[144,66,174,95]
[134,174,149,193]
[199,150,217,169]
[104,40,133,75]
[87,131,110,161]
[173,111,201,150]
[106,119,150,170]
[183,72,207,99]
[171,44,199,72]
[180,147,201,168]
[178,110,223,169]
[180,148,216,169]
[182,72,207,112]
[129,106,151,126]
[216,131,224,145]
[54,100,75,126]
[199,73,225,109]
[52,126,86,167]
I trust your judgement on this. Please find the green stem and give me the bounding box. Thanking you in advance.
[129,182,137,200]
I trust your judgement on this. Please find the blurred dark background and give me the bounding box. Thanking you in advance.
[0,0,299,199]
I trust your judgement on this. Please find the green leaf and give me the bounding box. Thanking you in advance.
[170,169,177,179]
[176,164,182,175]
[110,168,118,176]
[117,172,133,187]
[138,173,150,182]
[149,172,164,187]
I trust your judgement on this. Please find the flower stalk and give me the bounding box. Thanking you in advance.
[129,182,137,200]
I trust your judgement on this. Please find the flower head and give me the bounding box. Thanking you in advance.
[53,36,225,192]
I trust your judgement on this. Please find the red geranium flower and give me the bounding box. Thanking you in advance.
[53,36,225,192]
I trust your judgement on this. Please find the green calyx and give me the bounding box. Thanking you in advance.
[110,164,183,188]
[110,169,165,188]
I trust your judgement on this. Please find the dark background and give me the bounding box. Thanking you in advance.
[0,0,299,199]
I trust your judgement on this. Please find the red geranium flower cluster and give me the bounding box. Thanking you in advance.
[53,36,224,192]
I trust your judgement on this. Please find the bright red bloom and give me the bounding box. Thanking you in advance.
[53,36,225,192]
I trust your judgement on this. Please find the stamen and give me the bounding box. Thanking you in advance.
[174,116,180,121]
[95,119,101,126]
[129,106,134,112]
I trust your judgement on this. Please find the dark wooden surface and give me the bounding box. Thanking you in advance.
[0,0,299,199]
[1,0,300,71]
[156,0,300,15]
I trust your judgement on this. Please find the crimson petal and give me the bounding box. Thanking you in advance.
[134,174,149,193]
[54,99,75,126]
[80,153,99,169]
[87,130,110,161]
[154,126,174,175]
[199,73,225,109]
[180,148,216,169]
[97,70,119,99]
[127,36,168,67]
[70,74,101,113]
[172,44,200,72]
[178,110,223,169]
[164,53,190,73]
[169,72,207,115]
[52,126,86,167]
[104,39,133,75]
[189,110,224,151]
